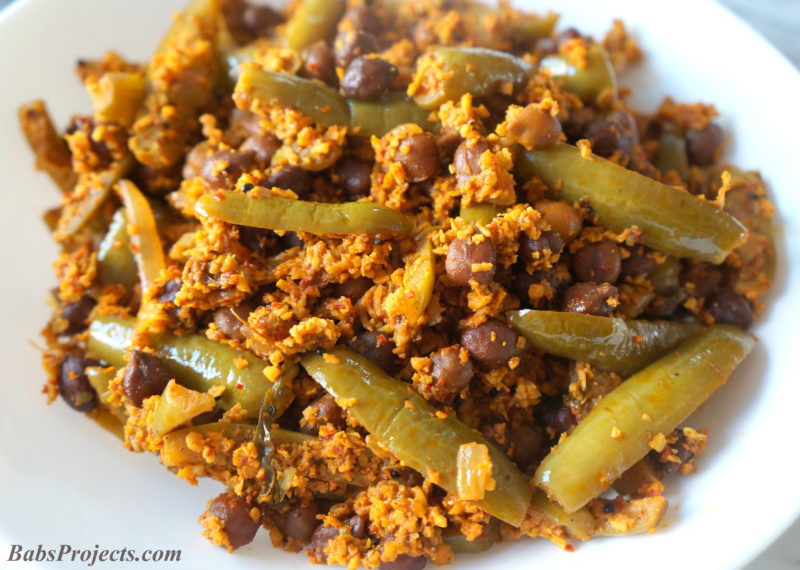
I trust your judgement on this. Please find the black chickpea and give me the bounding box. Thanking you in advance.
[208,494,260,550]
[341,56,398,100]
[445,237,496,286]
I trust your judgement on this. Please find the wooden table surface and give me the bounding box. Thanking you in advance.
[1,0,797,567]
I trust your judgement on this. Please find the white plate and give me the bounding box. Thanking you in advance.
[1,1,798,569]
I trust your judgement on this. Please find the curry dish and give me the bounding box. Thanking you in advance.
[21,0,774,568]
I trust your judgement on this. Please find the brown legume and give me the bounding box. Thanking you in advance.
[445,237,496,286]
[707,289,753,329]
[334,30,379,69]
[213,302,255,342]
[505,104,562,150]
[279,500,319,543]
[301,393,346,434]
[539,401,577,436]
[334,156,373,199]
[61,295,96,336]
[620,245,658,277]
[311,523,339,551]
[343,5,382,35]
[535,200,582,244]
[238,225,272,254]
[519,230,563,264]
[461,318,521,369]
[684,123,723,166]
[209,493,260,549]
[241,3,283,36]
[682,261,723,298]
[453,139,489,187]
[349,330,399,374]
[430,345,474,393]
[301,41,338,86]
[397,133,439,182]
[562,282,619,316]
[59,355,99,412]
[200,149,256,190]
[123,349,172,406]
[509,424,544,467]
[571,240,622,283]
[341,56,398,101]
[264,165,312,198]
[240,132,279,167]
[346,514,368,539]
[328,276,373,300]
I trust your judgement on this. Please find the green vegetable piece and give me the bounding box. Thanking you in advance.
[411,47,534,110]
[348,92,433,137]
[195,191,415,237]
[236,69,433,136]
[506,310,702,377]
[459,203,505,225]
[89,71,147,128]
[85,366,127,423]
[531,490,594,541]
[463,5,557,47]
[534,325,756,512]
[116,180,166,291]
[223,40,264,82]
[653,134,689,181]
[647,256,681,295]
[301,347,532,526]
[97,209,138,290]
[540,46,617,103]
[510,12,559,42]
[515,144,747,263]
[285,0,346,51]
[88,316,273,417]
[235,67,351,128]
[443,518,500,553]
[402,235,436,324]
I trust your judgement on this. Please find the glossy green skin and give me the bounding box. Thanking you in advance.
[348,92,433,137]
[301,347,532,527]
[196,191,415,237]
[87,316,272,417]
[507,310,702,377]
[237,69,432,136]
[540,46,617,103]
[653,134,689,181]
[534,325,755,512]
[97,209,138,289]
[442,518,499,553]
[459,203,505,225]
[413,47,534,109]
[463,5,557,46]
[236,67,351,127]
[285,0,346,51]
[531,490,594,540]
[515,144,747,263]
